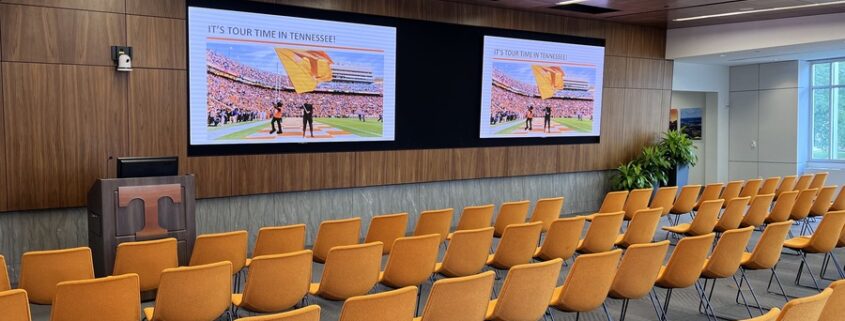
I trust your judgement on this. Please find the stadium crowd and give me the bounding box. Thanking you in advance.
[489,84,594,125]
[491,68,594,100]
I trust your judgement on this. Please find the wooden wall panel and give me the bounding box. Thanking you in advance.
[395,0,460,23]
[0,62,5,211]
[452,147,508,180]
[187,156,232,198]
[2,63,126,210]
[626,58,666,89]
[278,152,355,192]
[127,69,187,171]
[622,89,666,159]
[0,0,125,12]
[0,4,125,65]
[507,146,559,176]
[604,56,628,88]
[126,15,186,69]
[126,0,185,19]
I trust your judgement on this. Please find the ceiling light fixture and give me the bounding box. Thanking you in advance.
[673,0,845,22]
[556,0,589,5]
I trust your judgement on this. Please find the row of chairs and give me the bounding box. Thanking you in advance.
[740,279,844,321]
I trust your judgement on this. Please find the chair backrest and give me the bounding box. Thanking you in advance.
[806,210,845,253]
[778,288,832,321]
[418,271,495,321]
[740,179,763,198]
[741,194,775,228]
[695,183,724,210]
[578,211,624,253]
[381,234,441,288]
[810,186,837,217]
[312,217,361,263]
[489,222,543,269]
[19,247,94,304]
[745,221,793,270]
[488,259,563,321]
[702,227,754,279]
[455,204,495,231]
[819,279,845,321]
[235,305,321,321]
[414,208,453,243]
[364,213,409,254]
[151,261,232,321]
[793,174,814,191]
[624,188,653,220]
[768,190,799,223]
[551,250,622,312]
[650,187,677,216]
[0,289,31,321]
[240,250,312,313]
[189,230,248,273]
[438,227,494,277]
[810,172,829,190]
[610,241,670,300]
[315,242,383,300]
[759,177,781,195]
[253,224,307,257]
[618,208,662,247]
[535,216,586,261]
[831,187,845,211]
[688,199,723,235]
[338,286,417,321]
[493,200,531,237]
[740,308,779,321]
[50,274,140,321]
[0,255,10,291]
[776,175,798,198]
[716,196,751,231]
[529,197,565,232]
[656,233,715,289]
[113,238,178,292]
[791,188,820,221]
[598,190,628,213]
[671,185,702,214]
[721,180,744,204]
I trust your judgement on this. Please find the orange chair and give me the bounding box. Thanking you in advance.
[810,172,829,190]
[0,255,10,291]
[790,188,820,235]
[713,196,751,234]
[51,274,140,321]
[775,176,797,200]
[534,216,586,262]
[663,199,723,239]
[338,286,417,321]
[364,212,409,254]
[720,180,744,207]
[819,279,845,321]
[577,211,624,254]
[233,250,312,315]
[764,190,799,224]
[19,247,94,304]
[449,204,494,239]
[548,250,623,321]
[654,233,715,321]
[793,174,813,191]
[485,259,563,321]
[759,177,781,195]
[668,185,702,224]
[236,305,320,321]
[380,234,440,313]
[650,187,678,218]
[190,230,248,277]
[0,289,31,321]
[698,227,755,319]
[752,289,832,321]
[144,261,233,321]
[809,186,837,219]
[486,222,543,271]
[247,224,307,266]
[608,241,670,321]
[622,188,652,221]
[312,217,361,263]
[740,178,763,198]
[784,210,845,291]
[741,221,794,307]
[598,190,628,214]
[528,197,565,232]
[413,208,453,243]
[492,200,530,237]
[309,242,383,301]
[415,271,494,321]
[694,183,724,213]
[113,238,178,292]
[435,227,494,278]
[615,208,662,248]
[739,194,775,229]
[831,186,845,211]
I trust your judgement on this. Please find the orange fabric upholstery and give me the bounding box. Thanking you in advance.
[189,230,248,275]
[310,242,383,300]
[144,261,232,321]
[338,286,417,321]
[0,289,32,321]
[365,213,409,254]
[312,217,361,263]
[235,305,321,321]
[234,250,312,313]
[493,200,530,237]
[19,247,94,304]
[113,238,178,292]
[50,274,140,321]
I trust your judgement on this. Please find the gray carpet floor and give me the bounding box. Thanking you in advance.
[27,214,843,321]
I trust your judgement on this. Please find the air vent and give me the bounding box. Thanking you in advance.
[550,4,619,15]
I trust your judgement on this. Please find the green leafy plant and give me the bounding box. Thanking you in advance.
[637,145,672,186]
[659,129,698,167]
[611,161,652,191]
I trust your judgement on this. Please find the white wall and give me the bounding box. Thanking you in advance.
[672,62,730,183]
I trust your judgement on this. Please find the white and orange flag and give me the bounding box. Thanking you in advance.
[275,48,334,93]
[531,65,565,99]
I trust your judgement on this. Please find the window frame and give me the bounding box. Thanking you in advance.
[810,57,845,161]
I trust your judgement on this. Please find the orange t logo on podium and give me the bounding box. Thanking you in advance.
[531,65,565,99]
[118,184,182,237]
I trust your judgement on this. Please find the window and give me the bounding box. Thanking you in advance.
[811,59,845,160]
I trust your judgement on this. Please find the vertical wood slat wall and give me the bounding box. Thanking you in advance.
[0,0,673,212]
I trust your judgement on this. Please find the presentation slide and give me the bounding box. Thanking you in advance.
[188,7,397,145]
[479,36,604,138]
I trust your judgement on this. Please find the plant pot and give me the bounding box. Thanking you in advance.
[666,164,689,187]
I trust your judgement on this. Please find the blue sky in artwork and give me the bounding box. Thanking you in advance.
[680,107,702,120]
[493,62,597,86]
[207,42,385,77]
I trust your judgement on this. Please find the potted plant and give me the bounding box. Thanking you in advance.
[610,161,652,191]
[637,145,672,188]
[659,129,698,187]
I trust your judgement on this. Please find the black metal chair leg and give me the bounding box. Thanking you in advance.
[796,252,823,292]
[649,289,665,321]
[662,288,673,321]
[619,298,629,321]
[732,275,754,318]
[602,302,614,321]
[739,268,765,315]
[830,252,845,279]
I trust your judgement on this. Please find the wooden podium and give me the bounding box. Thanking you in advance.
[87,175,196,277]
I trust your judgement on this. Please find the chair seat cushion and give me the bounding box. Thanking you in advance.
[783,236,811,250]
[308,283,320,295]
[484,298,498,319]
[232,293,243,306]
[143,307,155,321]
[662,224,691,234]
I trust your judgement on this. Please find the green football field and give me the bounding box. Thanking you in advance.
[315,117,383,137]
[554,118,593,133]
